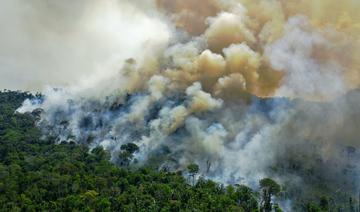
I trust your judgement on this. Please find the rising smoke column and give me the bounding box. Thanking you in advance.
[15,0,360,205]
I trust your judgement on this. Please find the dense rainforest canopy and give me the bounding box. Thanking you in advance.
[0,90,356,211]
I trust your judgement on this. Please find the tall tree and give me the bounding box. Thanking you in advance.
[118,143,139,167]
[187,163,199,186]
[259,178,281,212]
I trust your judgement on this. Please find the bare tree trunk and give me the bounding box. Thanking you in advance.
[261,188,271,212]
[206,160,211,173]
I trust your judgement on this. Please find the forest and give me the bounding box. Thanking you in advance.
[0,90,355,211]
[1,0,360,211]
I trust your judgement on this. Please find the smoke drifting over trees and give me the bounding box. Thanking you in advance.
[6,0,360,208]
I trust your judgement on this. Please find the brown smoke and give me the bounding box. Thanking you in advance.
[155,0,360,101]
[156,0,220,35]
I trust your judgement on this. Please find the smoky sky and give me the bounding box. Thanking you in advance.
[0,0,169,91]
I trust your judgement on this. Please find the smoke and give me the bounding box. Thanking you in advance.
[13,0,360,206]
[0,0,169,91]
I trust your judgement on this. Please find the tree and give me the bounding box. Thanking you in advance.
[273,203,283,212]
[119,151,132,167]
[120,143,139,154]
[91,146,110,161]
[233,185,258,211]
[307,202,321,212]
[319,196,329,211]
[259,178,281,212]
[119,143,139,167]
[348,197,355,212]
[187,163,199,186]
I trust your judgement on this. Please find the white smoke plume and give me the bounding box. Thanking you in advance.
[9,0,360,206]
[0,0,169,91]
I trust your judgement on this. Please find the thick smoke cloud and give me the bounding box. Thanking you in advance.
[14,0,360,205]
[265,16,347,100]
